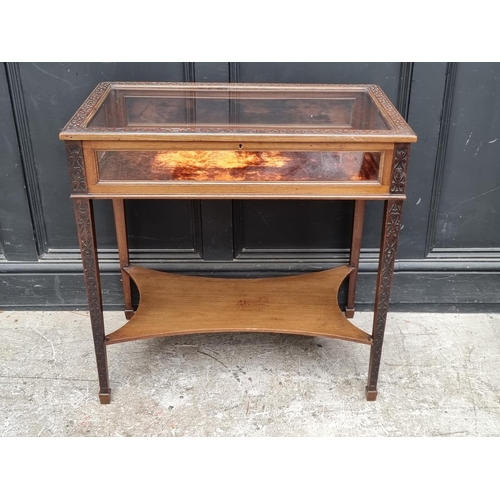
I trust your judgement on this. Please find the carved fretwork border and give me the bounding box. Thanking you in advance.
[73,198,109,391]
[65,141,87,194]
[390,143,410,194]
[368,199,404,389]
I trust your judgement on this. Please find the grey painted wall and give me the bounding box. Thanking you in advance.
[0,62,499,311]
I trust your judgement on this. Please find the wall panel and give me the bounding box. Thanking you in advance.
[0,62,499,310]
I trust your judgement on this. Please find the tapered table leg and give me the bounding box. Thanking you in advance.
[74,198,111,404]
[346,200,366,318]
[366,199,404,401]
[113,199,134,319]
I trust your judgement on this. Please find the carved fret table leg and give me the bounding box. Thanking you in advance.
[346,200,366,319]
[365,199,404,401]
[73,198,111,404]
[113,199,134,319]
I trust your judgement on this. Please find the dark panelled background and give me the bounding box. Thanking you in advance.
[0,62,499,311]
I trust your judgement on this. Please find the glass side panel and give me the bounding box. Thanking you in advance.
[97,150,381,182]
[87,88,390,131]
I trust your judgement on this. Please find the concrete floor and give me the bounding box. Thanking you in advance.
[1,310,499,436]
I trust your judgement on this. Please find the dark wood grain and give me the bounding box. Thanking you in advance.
[366,199,404,401]
[73,198,110,404]
[365,142,411,400]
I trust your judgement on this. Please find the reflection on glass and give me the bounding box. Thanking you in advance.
[97,150,381,182]
[125,98,355,128]
[87,88,390,130]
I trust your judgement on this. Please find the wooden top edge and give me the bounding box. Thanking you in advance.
[367,86,417,139]
[108,81,376,90]
[59,131,417,142]
[70,193,407,201]
[60,82,111,137]
[59,81,417,143]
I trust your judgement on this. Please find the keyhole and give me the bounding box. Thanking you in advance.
[239,144,243,149]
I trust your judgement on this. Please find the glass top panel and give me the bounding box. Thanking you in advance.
[87,87,390,131]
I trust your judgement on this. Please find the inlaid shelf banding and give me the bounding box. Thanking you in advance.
[105,266,372,345]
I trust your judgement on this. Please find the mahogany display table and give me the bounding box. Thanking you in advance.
[60,82,417,403]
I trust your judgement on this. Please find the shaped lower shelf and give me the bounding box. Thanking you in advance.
[105,266,372,345]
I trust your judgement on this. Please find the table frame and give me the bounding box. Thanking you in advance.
[61,83,414,404]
